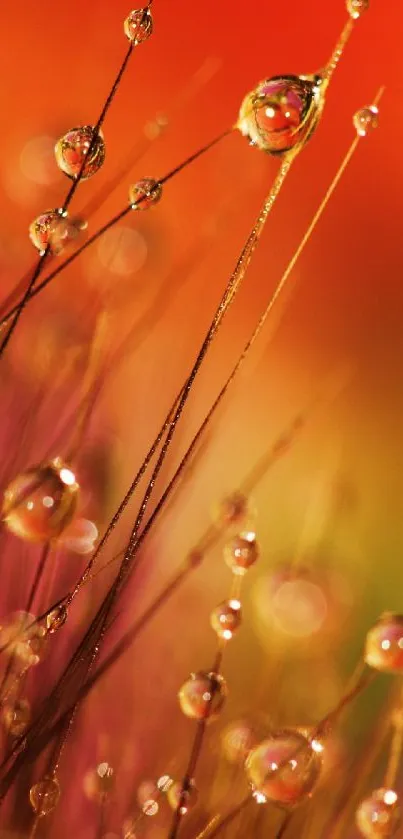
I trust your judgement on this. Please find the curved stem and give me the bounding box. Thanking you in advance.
[0,130,232,328]
[0,41,135,360]
[168,648,224,839]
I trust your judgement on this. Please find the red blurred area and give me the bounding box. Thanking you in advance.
[0,2,402,836]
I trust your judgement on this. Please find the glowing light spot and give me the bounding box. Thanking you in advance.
[97,227,148,277]
[381,639,391,650]
[229,599,241,610]
[271,579,328,638]
[384,790,398,805]
[157,775,173,792]
[311,739,324,753]
[222,630,233,640]
[60,518,98,555]
[142,799,159,817]
[59,468,76,486]
[42,496,54,509]
[253,790,267,804]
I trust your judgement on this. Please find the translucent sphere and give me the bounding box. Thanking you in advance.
[157,774,174,793]
[296,728,341,783]
[210,599,242,640]
[45,604,68,635]
[356,789,400,837]
[217,492,249,526]
[142,798,159,817]
[167,779,198,815]
[238,75,322,155]
[245,730,322,805]
[224,532,258,575]
[129,178,162,209]
[29,210,87,254]
[2,458,79,543]
[29,209,64,254]
[83,762,114,802]
[354,106,379,137]
[124,8,153,44]
[178,672,227,720]
[2,698,30,737]
[365,614,403,673]
[55,126,105,180]
[270,578,328,638]
[347,0,369,19]
[30,776,60,816]
[0,612,46,667]
[60,518,98,554]
[222,721,256,764]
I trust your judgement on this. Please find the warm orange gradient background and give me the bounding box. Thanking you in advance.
[0,1,403,837]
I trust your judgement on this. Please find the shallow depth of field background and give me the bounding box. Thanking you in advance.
[0,1,402,836]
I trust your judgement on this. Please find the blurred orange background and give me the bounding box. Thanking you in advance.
[0,1,403,837]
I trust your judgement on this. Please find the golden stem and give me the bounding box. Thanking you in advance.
[230,575,243,600]
[234,85,384,389]
[194,815,221,839]
[384,724,403,789]
[28,817,39,839]
[322,18,355,85]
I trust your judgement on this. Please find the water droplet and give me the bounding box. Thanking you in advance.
[124,8,153,44]
[2,458,79,543]
[30,776,60,816]
[224,533,259,576]
[346,0,369,20]
[210,599,242,640]
[178,672,227,720]
[167,779,198,815]
[245,730,322,805]
[238,75,322,155]
[353,105,379,137]
[356,788,401,837]
[129,178,162,209]
[55,126,105,180]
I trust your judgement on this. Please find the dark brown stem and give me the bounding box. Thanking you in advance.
[0,129,232,327]
[26,544,51,614]
[168,649,224,839]
[0,41,135,359]
[275,811,292,838]
[0,543,50,703]
[0,559,201,788]
[63,43,133,213]
[17,156,278,792]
